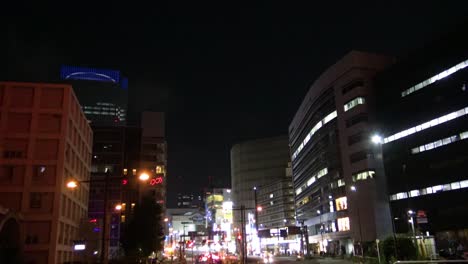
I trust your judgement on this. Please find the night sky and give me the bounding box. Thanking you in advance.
[2,2,468,206]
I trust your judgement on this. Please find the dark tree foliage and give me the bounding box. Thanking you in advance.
[122,195,164,258]
[382,236,417,261]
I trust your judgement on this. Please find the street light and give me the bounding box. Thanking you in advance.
[139,172,150,181]
[407,210,416,241]
[66,180,78,189]
[115,204,122,211]
[371,134,383,144]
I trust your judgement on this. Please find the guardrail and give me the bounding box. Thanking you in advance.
[394,260,468,264]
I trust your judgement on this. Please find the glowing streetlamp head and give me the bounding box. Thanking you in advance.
[67,180,78,189]
[371,134,383,144]
[164,218,169,222]
[317,210,321,214]
[350,185,357,192]
[139,172,150,181]
[408,210,414,215]
[115,204,122,211]
[256,206,262,212]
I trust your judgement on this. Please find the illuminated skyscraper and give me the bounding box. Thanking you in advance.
[60,65,128,126]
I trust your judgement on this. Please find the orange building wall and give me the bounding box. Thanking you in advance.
[0,82,92,264]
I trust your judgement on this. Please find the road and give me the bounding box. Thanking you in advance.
[246,256,353,264]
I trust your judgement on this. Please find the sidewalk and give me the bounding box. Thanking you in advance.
[301,257,354,264]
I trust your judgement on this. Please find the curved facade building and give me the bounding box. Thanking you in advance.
[289,51,394,255]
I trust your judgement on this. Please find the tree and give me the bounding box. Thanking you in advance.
[382,236,417,261]
[122,195,164,258]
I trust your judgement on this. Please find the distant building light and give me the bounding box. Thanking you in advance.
[74,242,86,251]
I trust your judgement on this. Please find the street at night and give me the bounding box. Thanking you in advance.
[2,1,468,264]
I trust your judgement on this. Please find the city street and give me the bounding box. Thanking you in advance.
[246,256,353,264]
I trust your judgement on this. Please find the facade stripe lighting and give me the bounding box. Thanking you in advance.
[383,106,468,144]
[292,110,337,160]
[401,59,468,97]
[389,179,468,201]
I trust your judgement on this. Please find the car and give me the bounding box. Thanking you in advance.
[196,252,222,264]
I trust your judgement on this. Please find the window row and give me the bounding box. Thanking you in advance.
[389,179,468,201]
[411,131,468,154]
[295,168,328,195]
[384,106,468,144]
[344,97,365,112]
[292,110,337,160]
[352,170,375,182]
[401,59,468,97]
[330,179,345,189]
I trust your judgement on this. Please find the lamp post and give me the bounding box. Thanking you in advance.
[297,219,310,257]
[407,210,416,241]
[371,134,399,258]
[317,210,324,253]
[66,171,150,264]
[350,185,363,257]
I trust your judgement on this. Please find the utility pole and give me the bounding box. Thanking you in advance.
[101,172,109,264]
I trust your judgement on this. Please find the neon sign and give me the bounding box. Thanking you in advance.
[150,177,163,186]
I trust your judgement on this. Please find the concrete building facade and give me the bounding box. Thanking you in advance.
[0,82,92,263]
[288,51,394,255]
[231,136,290,227]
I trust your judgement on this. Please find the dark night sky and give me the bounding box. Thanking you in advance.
[2,2,468,206]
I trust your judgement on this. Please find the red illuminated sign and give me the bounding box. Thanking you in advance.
[122,179,128,185]
[150,177,163,186]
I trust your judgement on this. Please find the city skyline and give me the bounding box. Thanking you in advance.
[3,2,468,206]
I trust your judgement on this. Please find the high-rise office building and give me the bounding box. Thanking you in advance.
[376,31,468,249]
[88,112,167,259]
[60,65,128,126]
[0,82,92,263]
[256,162,297,254]
[289,51,393,255]
[231,136,290,254]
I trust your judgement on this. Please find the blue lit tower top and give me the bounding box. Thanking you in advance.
[60,65,129,126]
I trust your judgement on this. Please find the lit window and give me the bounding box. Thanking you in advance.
[335,197,347,211]
[451,182,461,190]
[396,192,408,200]
[384,107,468,144]
[337,179,345,187]
[337,217,350,231]
[121,215,126,222]
[401,59,468,97]
[344,97,365,112]
[409,190,420,197]
[307,176,316,186]
[329,201,334,213]
[156,166,163,174]
[352,170,375,182]
[432,185,443,193]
